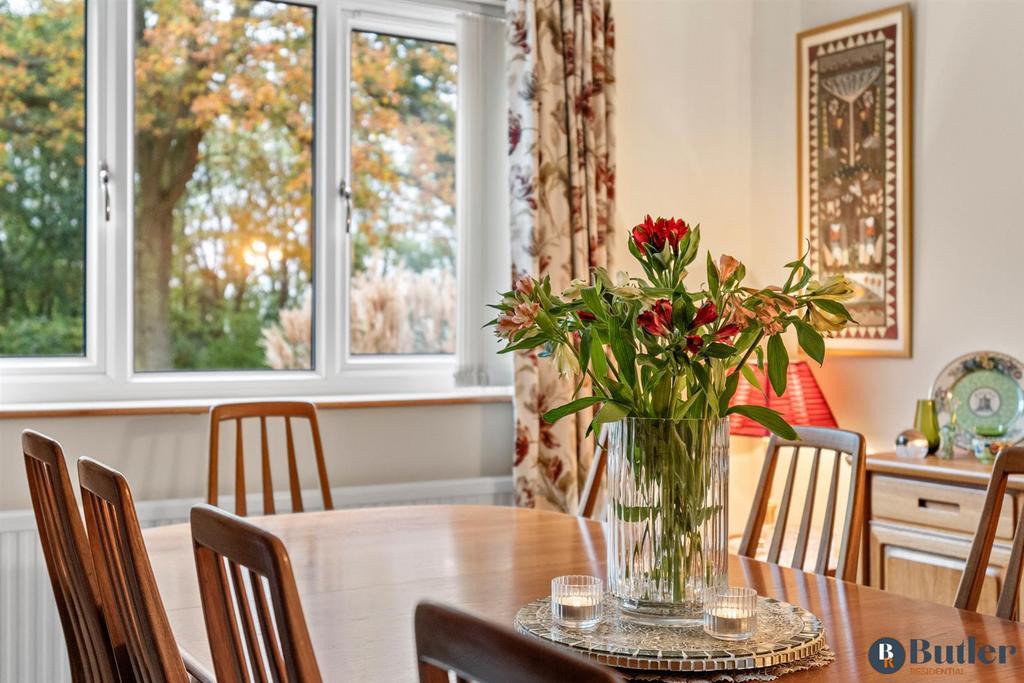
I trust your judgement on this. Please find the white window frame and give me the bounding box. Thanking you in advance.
[0,0,506,405]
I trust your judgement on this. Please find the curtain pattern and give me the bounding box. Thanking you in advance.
[506,0,615,511]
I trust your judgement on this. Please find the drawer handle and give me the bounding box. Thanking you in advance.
[918,498,960,514]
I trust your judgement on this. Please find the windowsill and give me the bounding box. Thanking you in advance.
[0,386,513,420]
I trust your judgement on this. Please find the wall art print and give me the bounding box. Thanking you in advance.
[798,4,912,356]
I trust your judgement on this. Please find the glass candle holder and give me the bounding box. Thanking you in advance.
[703,587,757,641]
[551,575,603,629]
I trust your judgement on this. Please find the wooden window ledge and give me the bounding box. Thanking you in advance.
[0,387,513,420]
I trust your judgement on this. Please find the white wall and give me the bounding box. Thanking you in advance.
[616,0,1024,453]
[0,403,513,510]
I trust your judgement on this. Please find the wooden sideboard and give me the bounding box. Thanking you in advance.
[865,451,1023,615]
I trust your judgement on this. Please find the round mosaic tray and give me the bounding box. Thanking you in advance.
[514,595,825,673]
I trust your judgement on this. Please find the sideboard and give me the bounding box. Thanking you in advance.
[865,451,1023,615]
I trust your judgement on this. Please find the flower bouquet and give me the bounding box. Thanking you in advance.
[490,215,855,624]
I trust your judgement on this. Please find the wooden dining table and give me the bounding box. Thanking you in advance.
[144,505,1024,681]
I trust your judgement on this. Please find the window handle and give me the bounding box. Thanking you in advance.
[99,162,111,222]
[339,179,352,234]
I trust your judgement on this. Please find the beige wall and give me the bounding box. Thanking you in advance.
[0,403,513,510]
[616,0,1024,453]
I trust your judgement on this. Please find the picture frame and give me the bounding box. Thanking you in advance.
[797,4,913,357]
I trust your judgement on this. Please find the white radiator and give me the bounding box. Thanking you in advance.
[0,476,513,683]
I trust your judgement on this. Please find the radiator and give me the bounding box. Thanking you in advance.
[0,476,514,683]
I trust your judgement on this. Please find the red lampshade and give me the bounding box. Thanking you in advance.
[729,361,837,436]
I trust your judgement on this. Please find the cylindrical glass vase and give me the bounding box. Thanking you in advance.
[605,417,729,626]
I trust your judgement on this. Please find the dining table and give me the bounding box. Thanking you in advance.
[144,505,1024,681]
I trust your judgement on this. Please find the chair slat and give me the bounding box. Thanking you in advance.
[236,417,247,516]
[792,448,822,569]
[285,416,304,513]
[261,416,276,515]
[815,451,843,576]
[996,514,1024,620]
[768,447,800,564]
[229,560,271,683]
[579,429,608,519]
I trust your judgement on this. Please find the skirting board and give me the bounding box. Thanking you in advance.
[0,475,513,683]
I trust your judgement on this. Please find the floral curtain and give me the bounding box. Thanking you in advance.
[506,0,615,512]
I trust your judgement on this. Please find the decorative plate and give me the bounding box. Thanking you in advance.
[931,351,1024,449]
[514,595,825,673]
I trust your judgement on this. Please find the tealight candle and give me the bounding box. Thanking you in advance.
[551,575,603,629]
[703,587,757,641]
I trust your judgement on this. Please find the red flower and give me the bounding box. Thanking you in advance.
[631,215,691,253]
[638,298,673,337]
[577,310,596,322]
[686,335,704,354]
[714,323,741,342]
[690,301,717,329]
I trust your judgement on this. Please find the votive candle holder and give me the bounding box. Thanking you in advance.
[703,587,758,641]
[551,575,603,629]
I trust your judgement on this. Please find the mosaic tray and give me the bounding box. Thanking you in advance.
[514,595,825,673]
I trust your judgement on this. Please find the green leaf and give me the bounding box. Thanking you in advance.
[542,396,604,424]
[719,370,741,415]
[672,387,705,419]
[590,332,608,379]
[703,342,736,359]
[652,372,673,415]
[613,503,652,522]
[591,401,629,434]
[726,404,799,440]
[740,364,763,393]
[580,287,607,321]
[706,252,720,299]
[813,298,853,320]
[767,334,789,396]
[497,334,547,354]
[793,319,825,365]
[606,322,636,387]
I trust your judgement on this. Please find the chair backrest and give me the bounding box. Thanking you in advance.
[738,426,867,582]
[955,447,1024,620]
[414,601,623,683]
[190,504,322,682]
[22,431,120,683]
[78,457,189,683]
[208,401,333,516]
[578,427,608,519]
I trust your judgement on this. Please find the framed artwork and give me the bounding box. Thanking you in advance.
[797,4,913,357]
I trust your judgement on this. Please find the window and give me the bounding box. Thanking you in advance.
[0,0,506,404]
[133,0,315,372]
[0,0,87,357]
[348,31,457,356]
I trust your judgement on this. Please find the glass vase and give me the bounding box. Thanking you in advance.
[914,399,940,454]
[605,417,729,626]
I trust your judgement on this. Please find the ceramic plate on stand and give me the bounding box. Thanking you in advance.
[931,351,1024,450]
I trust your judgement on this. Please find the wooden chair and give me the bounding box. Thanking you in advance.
[78,457,212,683]
[191,504,323,682]
[22,431,120,683]
[955,447,1024,620]
[578,427,608,519]
[414,601,623,683]
[208,401,333,516]
[738,426,867,582]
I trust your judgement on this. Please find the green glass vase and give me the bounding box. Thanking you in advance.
[914,399,940,454]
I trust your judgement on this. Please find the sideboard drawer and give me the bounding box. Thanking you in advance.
[871,475,1016,540]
